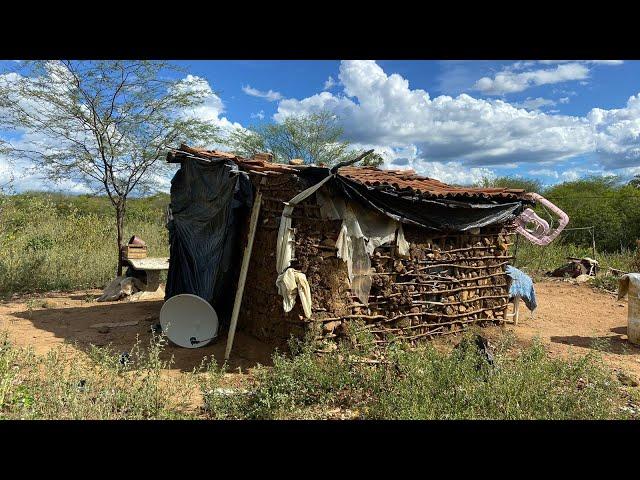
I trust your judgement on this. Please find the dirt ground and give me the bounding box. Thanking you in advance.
[0,289,274,375]
[1,280,639,380]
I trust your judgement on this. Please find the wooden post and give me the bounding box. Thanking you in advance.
[224,186,263,361]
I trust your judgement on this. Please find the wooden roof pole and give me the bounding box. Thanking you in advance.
[224,182,264,362]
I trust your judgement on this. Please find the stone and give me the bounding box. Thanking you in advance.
[323,321,341,333]
[574,274,593,284]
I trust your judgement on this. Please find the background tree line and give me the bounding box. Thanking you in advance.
[478,175,640,252]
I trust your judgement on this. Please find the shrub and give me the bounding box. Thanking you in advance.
[199,332,632,420]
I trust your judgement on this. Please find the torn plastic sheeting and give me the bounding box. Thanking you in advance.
[166,157,253,317]
[396,223,410,257]
[335,205,373,306]
[317,187,409,256]
[319,188,410,305]
[332,175,527,232]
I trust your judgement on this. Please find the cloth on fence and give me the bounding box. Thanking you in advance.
[505,265,537,311]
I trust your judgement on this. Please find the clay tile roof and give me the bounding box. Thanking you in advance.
[168,145,528,201]
[337,166,527,200]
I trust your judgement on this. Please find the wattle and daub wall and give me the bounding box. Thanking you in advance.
[239,173,515,349]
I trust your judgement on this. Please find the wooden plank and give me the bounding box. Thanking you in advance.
[126,257,170,271]
[224,186,263,361]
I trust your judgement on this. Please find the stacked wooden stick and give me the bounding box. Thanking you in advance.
[300,224,516,344]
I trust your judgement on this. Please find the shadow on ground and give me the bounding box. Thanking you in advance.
[550,332,640,355]
[13,299,274,373]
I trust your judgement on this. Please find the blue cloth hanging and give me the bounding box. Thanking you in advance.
[505,265,537,311]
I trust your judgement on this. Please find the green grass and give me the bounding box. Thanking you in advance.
[199,330,638,420]
[0,332,198,420]
[513,240,638,278]
[1,328,637,420]
[0,192,169,295]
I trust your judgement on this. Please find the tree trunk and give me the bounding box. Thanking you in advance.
[116,202,126,276]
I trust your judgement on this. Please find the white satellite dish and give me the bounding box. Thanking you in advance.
[160,294,219,348]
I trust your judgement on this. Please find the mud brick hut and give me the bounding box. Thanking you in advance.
[166,144,534,350]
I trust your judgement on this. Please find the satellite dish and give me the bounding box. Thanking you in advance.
[160,294,218,348]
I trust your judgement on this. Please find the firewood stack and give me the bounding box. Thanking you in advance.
[295,223,515,346]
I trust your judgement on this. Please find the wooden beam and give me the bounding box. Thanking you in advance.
[224,185,264,361]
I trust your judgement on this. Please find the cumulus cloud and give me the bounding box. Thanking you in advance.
[475,61,623,96]
[251,110,265,120]
[539,60,624,66]
[0,71,237,193]
[176,75,242,133]
[276,60,595,168]
[273,60,640,183]
[242,84,283,102]
[474,62,590,95]
[0,153,92,193]
[589,93,640,168]
[512,97,557,110]
[323,76,337,90]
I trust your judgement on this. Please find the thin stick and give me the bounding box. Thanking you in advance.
[224,186,263,361]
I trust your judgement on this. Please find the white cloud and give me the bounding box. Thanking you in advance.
[251,110,265,120]
[274,60,640,181]
[0,153,92,193]
[242,84,283,102]
[540,60,624,66]
[0,71,238,193]
[352,143,496,185]
[588,93,640,168]
[276,60,595,169]
[176,75,242,133]
[474,62,590,95]
[512,97,557,110]
[528,168,560,178]
[323,76,337,90]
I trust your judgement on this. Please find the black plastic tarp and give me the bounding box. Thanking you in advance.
[298,167,530,232]
[334,175,527,231]
[165,157,253,319]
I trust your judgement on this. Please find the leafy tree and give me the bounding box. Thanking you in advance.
[544,176,640,251]
[227,111,383,167]
[477,175,544,193]
[629,174,640,188]
[0,61,219,274]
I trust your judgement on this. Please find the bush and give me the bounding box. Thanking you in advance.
[2,328,634,420]
[480,176,640,253]
[0,193,169,294]
[0,332,197,420]
[199,332,633,420]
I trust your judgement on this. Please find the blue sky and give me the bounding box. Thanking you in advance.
[2,60,640,191]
